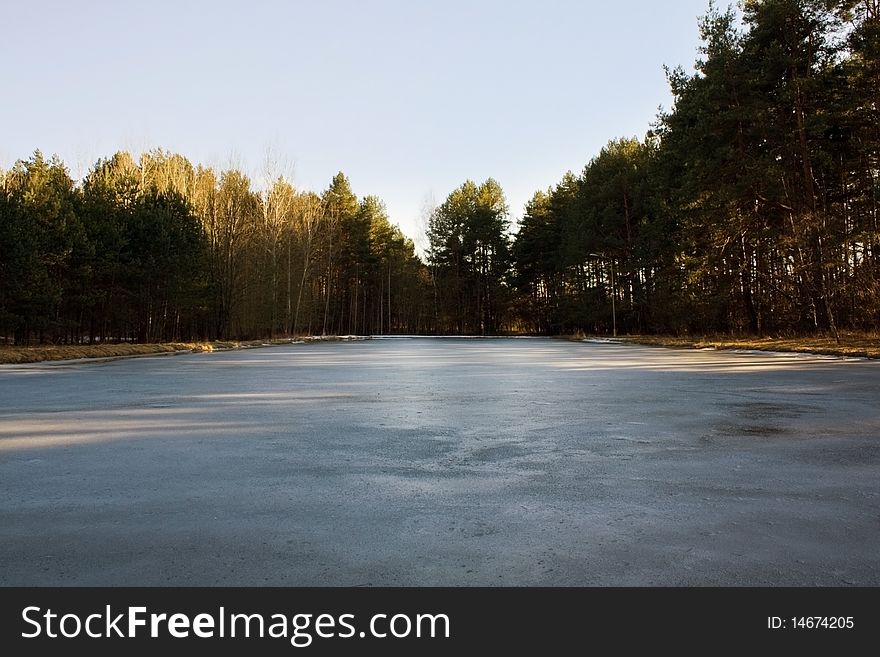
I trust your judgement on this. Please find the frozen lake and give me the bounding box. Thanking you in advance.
[1,338,878,585]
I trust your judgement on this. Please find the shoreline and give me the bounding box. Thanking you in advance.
[615,334,880,360]
[0,336,371,365]
[3,332,879,365]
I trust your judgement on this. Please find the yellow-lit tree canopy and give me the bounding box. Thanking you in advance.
[0,151,429,342]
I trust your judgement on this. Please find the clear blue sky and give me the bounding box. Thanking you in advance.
[1,0,711,248]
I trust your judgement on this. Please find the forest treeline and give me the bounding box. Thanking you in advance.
[0,153,431,343]
[1,0,878,343]
[508,0,879,338]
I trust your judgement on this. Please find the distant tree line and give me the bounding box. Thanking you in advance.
[1,0,877,343]
[0,151,430,343]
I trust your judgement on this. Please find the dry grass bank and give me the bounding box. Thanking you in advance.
[618,334,880,359]
[0,341,232,364]
[0,337,371,365]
